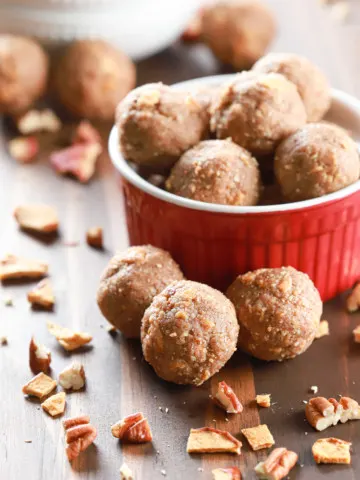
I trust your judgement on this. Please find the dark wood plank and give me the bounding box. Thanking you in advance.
[1,1,360,478]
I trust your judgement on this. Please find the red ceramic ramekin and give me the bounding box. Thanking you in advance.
[109,75,360,302]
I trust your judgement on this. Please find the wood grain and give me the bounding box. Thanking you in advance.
[1,1,360,479]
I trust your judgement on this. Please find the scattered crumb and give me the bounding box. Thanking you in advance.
[303,400,308,404]
[62,241,79,247]
[24,440,32,443]
[4,296,13,306]
[198,467,204,472]
[106,324,117,334]
[132,357,136,360]
[165,408,169,413]
[310,386,318,394]
[161,470,166,476]
[0,336,8,345]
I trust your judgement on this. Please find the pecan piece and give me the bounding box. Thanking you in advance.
[214,381,243,414]
[241,425,275,451]
[306,397,343,431]
[50,143,102,183]
[41,392,66,417]
[73,121,101,145]
[59,361,85,390]
[255,447,298,479]
[111,412,152,443]
[312,438,351,464]
[29,337,51,374]
[187,427,242,454]
[8,136,39,163]
[86,227,103,249]
[212,467,241,479]
[0,254,48,281]
[339,396,360,423]
[22,372,57,399]
[63,415,97,461]
[47,321,92,351]
[28,279,55,309]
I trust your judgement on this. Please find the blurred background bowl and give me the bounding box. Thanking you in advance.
[0,0,200,59]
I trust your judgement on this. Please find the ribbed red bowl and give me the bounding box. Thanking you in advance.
[109,75,360,301]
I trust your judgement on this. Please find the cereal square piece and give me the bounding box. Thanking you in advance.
[42,392,66,417]
[28,279,55,309]
[14,204,59,234]
[312,438,351,464]
[0,254,48,281]
[22,372,57,399]
[256,394,271,408]
[47,321,92,351]
[241,424,275,451]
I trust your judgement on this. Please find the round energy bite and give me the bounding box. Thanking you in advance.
[0,35,48,115]
[211,73,307,156]
[201,0,276,70]
[226,266,322,361]
[53,39,135,121]
[275,123,360,202]
[166,139,261,206]
[252,52,331,122]
[141,280,239,385]
[97,245,184,338]
[117,83,209,170]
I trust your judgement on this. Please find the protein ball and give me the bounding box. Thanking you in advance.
[211,73,307,156]
[166,139,261,206]
[201,0,276,70]
[97,245,184,338]
[275,123,360,202]
[141,280,239,385]
[53,40,135,121]
[226,266,322,361]
[0,35,48,115]
[252,53,331,122]
[117,83,209,170]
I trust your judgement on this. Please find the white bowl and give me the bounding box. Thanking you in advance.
[0,0,200,59]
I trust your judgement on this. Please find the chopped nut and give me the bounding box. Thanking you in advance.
[312,438,351,464]
[255,447,298,479]
[241,425,275,451]
[111,412,152,443]
[256,394,271,408]
[15,109,61,134]
[214,381,243,414]
[73,121,101,145]
[86,227,103,249]
[339,397,360,423]
[347,284,360,312]
[0,254,48,281]
[59,361,85,390]
[8,136,39,163]
[120,463,134,480]
[187,427,242,454]
[29,337,51,374]
[41,392,66,417]
[28,279,55,309]
[0,336,8,345]
[315,320,329,339]
[305,397,342,431]
[22,372,57,399]
[212,467,241,479]
[47,321,92,351]
[63,415,97,461]
[14,204,59,234]
[353,325,360,343]
[181,8,204,42]
[106,324,117,334]
[50,143,102,183]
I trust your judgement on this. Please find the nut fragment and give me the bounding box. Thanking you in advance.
[120,463,134,480]
[181,8,204,42]
[214,381,243,414]
[0,336,8,345]
[256,394,271,408]
[22,372,57,399]
[347,284,360,312]
[14,204,59,234]
[63,415,97,461]
[29,337,51,374]
[353,325,360,343]
[255,447,298,479]
[15,109,61,134]
[315,320,329,339]
[312,438,351,464]
[73,121,101,145]
[28,279,55,309]
[305,397,341,431]
[41,392,66,417]
[187,427,242,454]
[339,396,360,423]
[241,425,275,451]
[50,143,102,183]
[86,227,103,249]
[47,321,92,351]
[212,467,241,480]
[0,254,48,281]
[59,362,85,390]
[8,136,39,163]
[111,412,152,444]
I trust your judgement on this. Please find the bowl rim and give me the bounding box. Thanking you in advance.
[109,74,360,215]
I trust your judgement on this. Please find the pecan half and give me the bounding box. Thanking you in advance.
[111,412,152,444]
[63,415,97,461]
[255,447,298,479]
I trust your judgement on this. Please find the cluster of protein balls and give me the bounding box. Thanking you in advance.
[97,245,323,386]
[117,52,360,205]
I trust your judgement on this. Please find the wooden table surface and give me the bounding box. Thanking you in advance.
[1,1,360,479]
